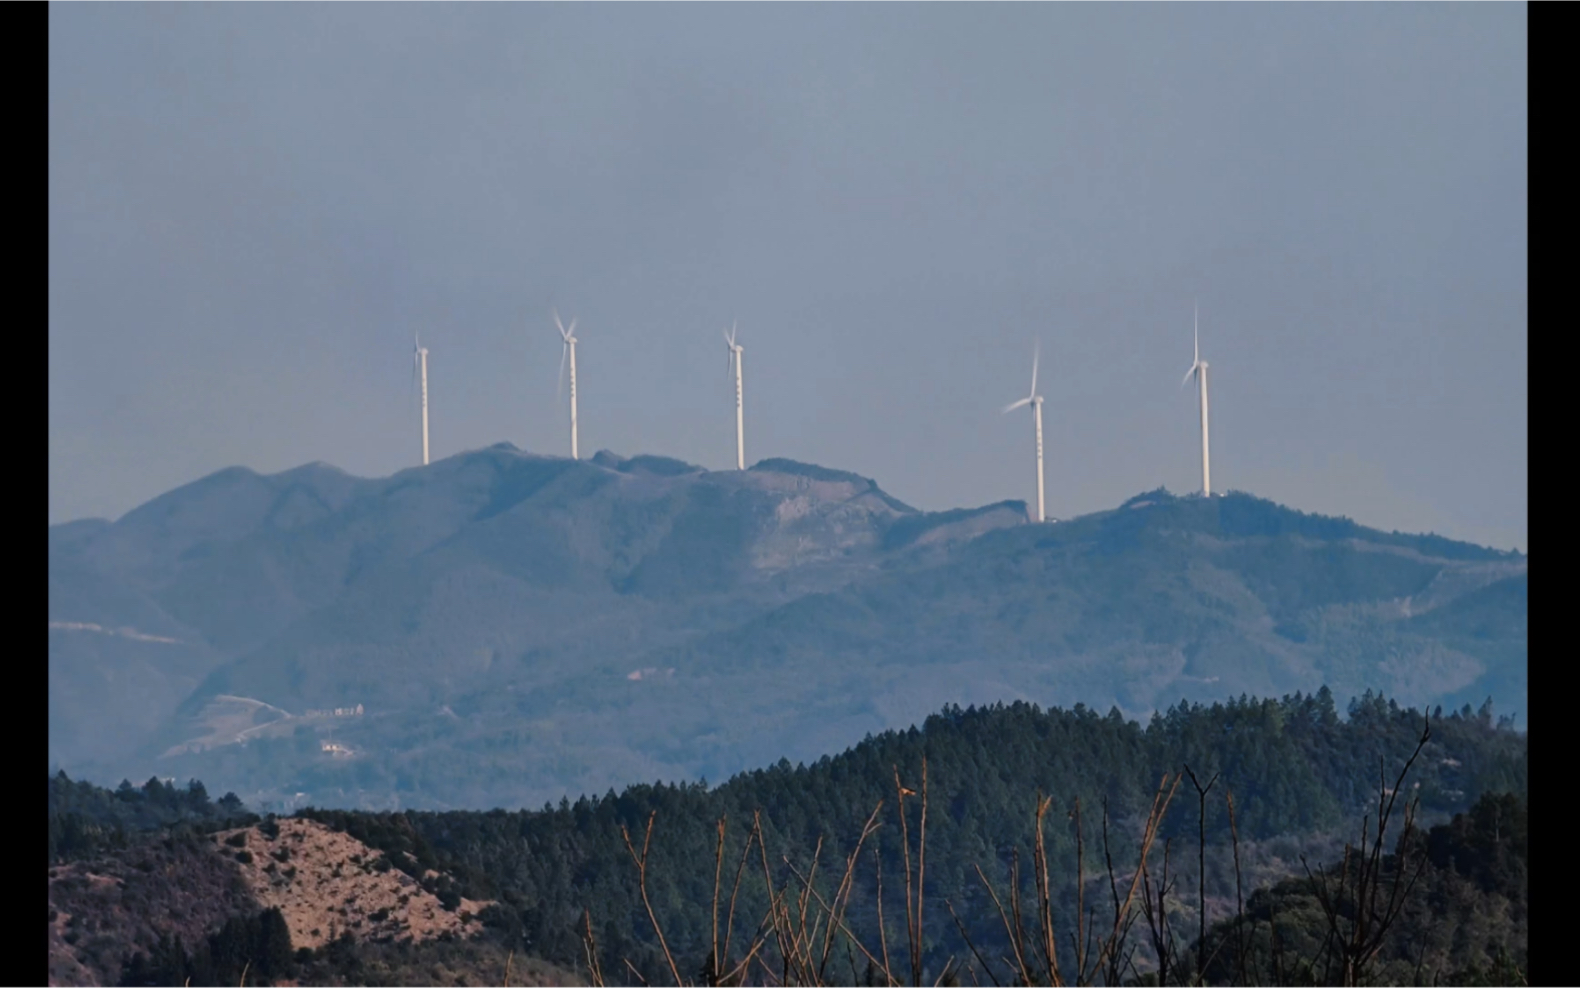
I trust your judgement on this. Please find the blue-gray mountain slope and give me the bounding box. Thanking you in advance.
[47,446,1525,810]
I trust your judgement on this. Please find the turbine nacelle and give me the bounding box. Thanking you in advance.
[724,323,742,375]
[412,335,428,394]
[553,311,580,407]
[1001,340,1046,523]
[1002,341,1041,414]
[1183,300,1212,498]
[553,309,578,344]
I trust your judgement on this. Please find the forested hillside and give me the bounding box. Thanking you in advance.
[289,692,1524,984]
[1197,790,1527,986]
[47,691,1525,985]
[48,774,259,864]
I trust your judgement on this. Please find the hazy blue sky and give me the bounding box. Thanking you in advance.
[49,4,1527,551]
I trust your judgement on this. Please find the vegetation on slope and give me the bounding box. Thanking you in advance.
[289,691,1524,984]
[48,689,1526,985]
[47,779,577,987]
[50,829,261,986]
[49,773,258,864]
[1195,791,1527,986]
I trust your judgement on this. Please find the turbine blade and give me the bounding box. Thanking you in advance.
[1003,397,1032,414]
[1181,365,1196,389]
[1030,341,1039,397]
[553,310,567,340]
[556,341,567,406]
[1194,300,1199,365]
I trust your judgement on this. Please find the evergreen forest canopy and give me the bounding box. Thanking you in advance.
[48,772,259,864]
[52,690,1527,986]
[49,447,1528,813]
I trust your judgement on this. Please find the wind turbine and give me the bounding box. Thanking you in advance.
[413,335,430,466]
[725,322,744,469]
[1003,341,1046,523]
[1181,301,1211,496]
[555,311,579,460]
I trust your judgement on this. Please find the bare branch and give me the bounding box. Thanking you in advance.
[877,847,896,987]
[973,862,1032,987]
[713,816,727,981]
[918,757,930,988]
[945,897,1000,988]
[819,801,886,981]
[583,906,605,987]
[895,765,919,987]
[621,812,684,986]
[722,816,761,974]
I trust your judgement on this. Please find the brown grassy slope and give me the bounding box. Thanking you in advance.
[48,818,499,987]
[210,817,493,951]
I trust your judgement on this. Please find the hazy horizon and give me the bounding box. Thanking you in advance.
[50,4,1527,551]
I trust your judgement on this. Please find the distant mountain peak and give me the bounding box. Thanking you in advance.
[883,500,1029,550]
[614,454,704,477]
[748,458,917,513]
[1120,488,1177,510]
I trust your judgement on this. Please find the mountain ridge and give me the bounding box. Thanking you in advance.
[48,445,1526,811]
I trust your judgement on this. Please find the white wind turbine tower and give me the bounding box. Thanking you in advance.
[555,311,580,460]
[1002,341,1047,523]
[413,335,430,466]
[1181,301,1211,496]
[725,322,745,469]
